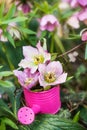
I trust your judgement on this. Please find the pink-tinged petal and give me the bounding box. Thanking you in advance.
[38,61,67,88]
[13,70,27,86]
[13,69,39,89]
[77,0,87,6]
[46,61,63,75]
[40,14,59,32]
[67,16,80,29]
[70,0,78,8]
[40,15,59,26]
[78,9,87,21]
[36,40,47,52]
[38,64,46,74]
[56,73,67,84]
[18,59,30,68]
[81,31,87,41]
[23,46,38,59]
[45,23,57,32]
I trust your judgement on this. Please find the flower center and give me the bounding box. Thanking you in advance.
[44,72,56,83]
[34,55,44,65]
[24,78,33,85]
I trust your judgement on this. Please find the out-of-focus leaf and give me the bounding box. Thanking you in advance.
[0,99,16,119]
[54,34,65,53]
[80,107,87,124]
[2,17,28,24]
[29,114,86,130]
[0,121,6,130]
[2,117,18,129]
[85,43,87,60]
[0,3,4,19]
[20,27,36,35]
[73,111,80,123]
[58,109,71,119]
[0,71,13,77]
[5,32,15,47]
[4,4,16,20]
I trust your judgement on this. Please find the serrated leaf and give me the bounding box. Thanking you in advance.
[2,117,18,129]
[29,114,86,130]
[0,71,13,77]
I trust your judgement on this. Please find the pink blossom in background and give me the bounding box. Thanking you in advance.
[67,13,80,29]
[40,14,59,32]
[78,8,87,23]
[16,1,31,14]
[13,69,39,89]
[38,61,67,88]
[18,42,51,73]
[22,3,31,14]
[77,0,87,6]
[80,29,87,41]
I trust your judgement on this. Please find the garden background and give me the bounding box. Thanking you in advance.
[0,0,87,130]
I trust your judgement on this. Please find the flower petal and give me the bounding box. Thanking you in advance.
[23,46,38,59]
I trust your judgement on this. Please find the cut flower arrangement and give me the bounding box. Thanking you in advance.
[13,40,67,125]
[14,41,67,92]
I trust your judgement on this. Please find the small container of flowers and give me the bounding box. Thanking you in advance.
[13,40,67,125]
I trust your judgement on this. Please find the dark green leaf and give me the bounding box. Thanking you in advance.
[5,32,15,47]
[2,117,18,129]
[29,114,86,130]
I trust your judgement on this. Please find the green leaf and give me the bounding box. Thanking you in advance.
[54,34,65,53]
[2,117,18,129]
[29,114,86,130]
[0,71,13,77]
[0,66,3,69]
[2,17,28,24]
[80,107,87,124]
[73,111,80,123]
[0,121,6,130]
[85,43,87,60]
[20,27,36,35]
[4,4,16,20]
[0,3,4,19]
[5,32,15,47]
[0,80,14,88]
[0,99,16,120]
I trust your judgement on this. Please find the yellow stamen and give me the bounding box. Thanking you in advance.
[33,55,44,65]
[25,78,33,86]
[44,72,56,83]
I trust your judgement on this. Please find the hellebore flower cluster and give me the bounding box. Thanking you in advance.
[14,41,67,91]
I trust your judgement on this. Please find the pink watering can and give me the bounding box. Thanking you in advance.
[17,85,61,125]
